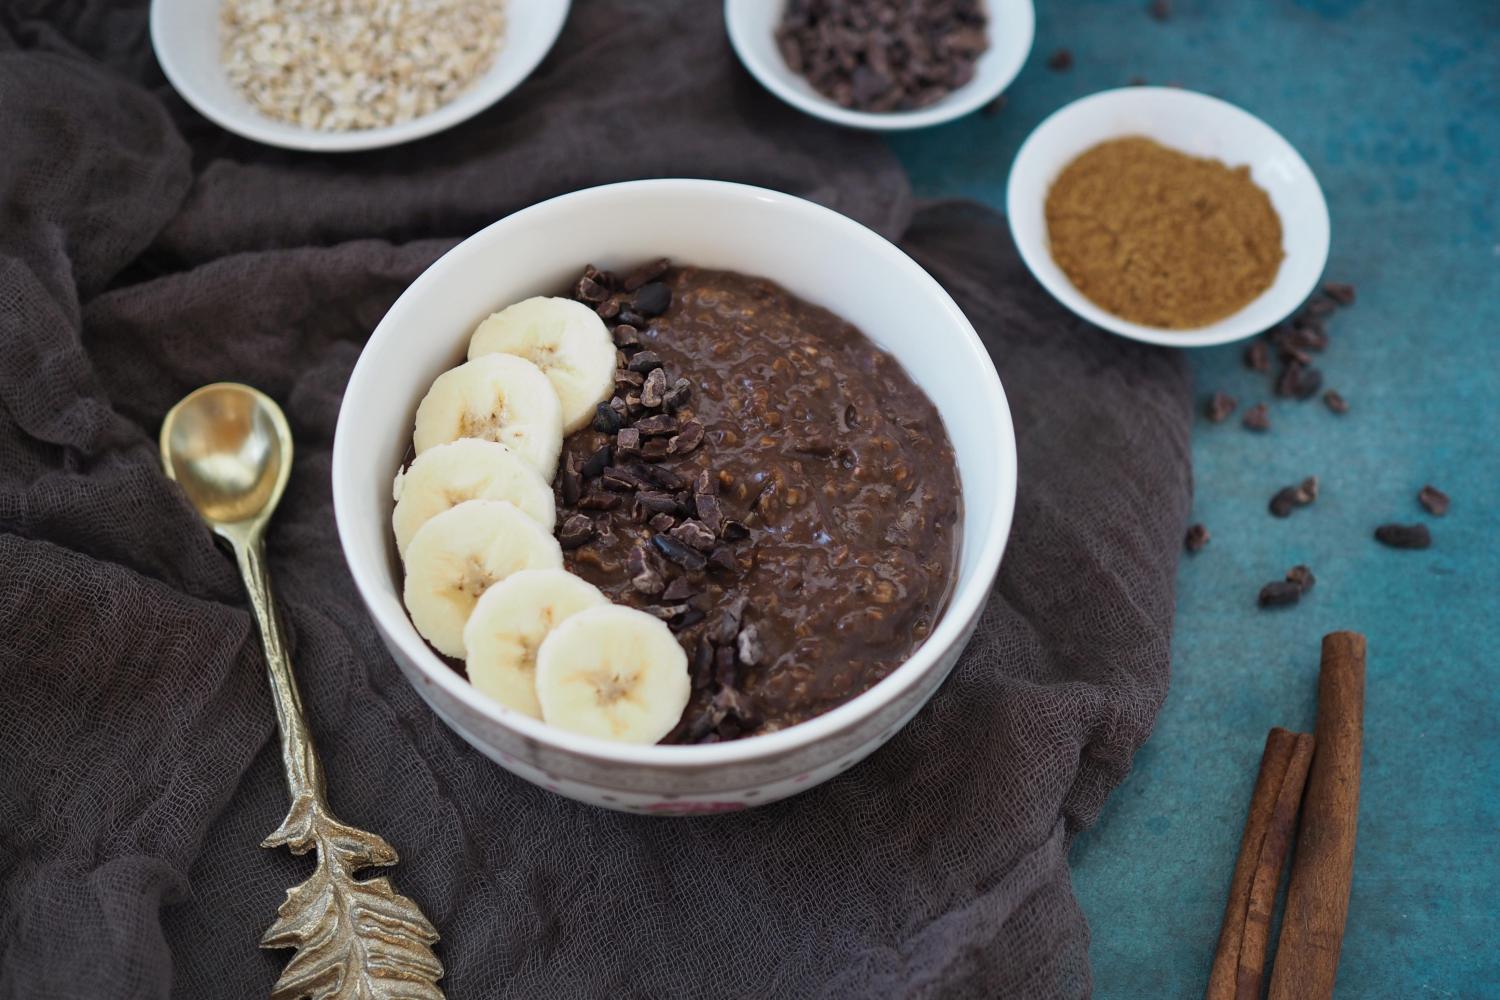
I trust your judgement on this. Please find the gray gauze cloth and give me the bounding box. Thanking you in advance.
[0,2,1191,997]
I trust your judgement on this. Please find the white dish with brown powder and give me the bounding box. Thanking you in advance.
[150,0,569,151]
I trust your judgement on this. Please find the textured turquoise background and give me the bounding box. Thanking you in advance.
[892,1,1499,996]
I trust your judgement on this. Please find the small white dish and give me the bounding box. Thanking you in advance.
[333,179,1016,812]
[725,0,1034,131]
[149,0,570,152]
[1007,87,1331,348]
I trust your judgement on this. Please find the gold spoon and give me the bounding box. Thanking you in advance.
[161,383,443,1000]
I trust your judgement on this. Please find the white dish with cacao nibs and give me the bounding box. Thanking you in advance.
[333,179,1016,812]
[726,0,1034,131]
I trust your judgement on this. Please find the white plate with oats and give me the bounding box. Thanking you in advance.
[150,0,569,152]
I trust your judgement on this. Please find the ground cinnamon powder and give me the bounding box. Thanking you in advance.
[1045,137,1285,329]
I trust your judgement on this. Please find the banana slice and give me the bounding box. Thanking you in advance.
[412,353,563,476]
[467,297,616,435]
[535,605,691,745]
[402,499,563,658]
[392,439,555,559]
[463,569,608,719]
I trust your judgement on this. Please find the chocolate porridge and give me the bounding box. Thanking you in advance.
[555,260,962,743]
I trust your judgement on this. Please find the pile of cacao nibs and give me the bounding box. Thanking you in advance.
[563,259,762,743]
[1189,282,1451,607]
[774,0,989,112]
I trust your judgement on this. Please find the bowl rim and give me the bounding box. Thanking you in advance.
[1005,86,1332,348]
[148,0,571,152]
[332,178,1017,769]
[724,0,1035,132]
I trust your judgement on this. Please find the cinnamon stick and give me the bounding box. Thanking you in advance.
[1267,631,1367,1000]
[1235,731,1314,1000]
[1205,727,1298,1000]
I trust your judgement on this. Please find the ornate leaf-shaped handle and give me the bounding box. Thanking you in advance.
[261,797,443,1000]
[230,538,444,999]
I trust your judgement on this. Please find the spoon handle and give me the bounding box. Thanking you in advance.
[233,537,325,803]
[231,536,445,999]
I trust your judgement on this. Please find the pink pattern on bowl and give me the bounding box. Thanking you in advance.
[644,801,747,815]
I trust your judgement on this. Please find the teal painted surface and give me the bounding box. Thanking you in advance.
[892,1,1499,996]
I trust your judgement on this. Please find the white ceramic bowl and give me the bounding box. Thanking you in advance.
[725,0,1034,131]
[149,0,569,152]
[333,180,1016,813]
[1007,87,1331,348]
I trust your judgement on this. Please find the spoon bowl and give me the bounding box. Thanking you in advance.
[161,383,292,535]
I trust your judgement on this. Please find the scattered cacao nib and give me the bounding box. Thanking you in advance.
[596,298,621,320]
[643,603,688,622]
[715,594,748,644]
[641,367,667,408]
[1149,0,1171,20]
[670,421,705,454]
[601,466,639,492]
[677,607,705,629]
[662,576,696,602]
[592,400,622,433]
[641,464,689,491]
[633,413,678,436]
[577,492,622,511]
[1244,340,1270,372]
[615,427,641,457]
[1375,523,1431,549]
[694,494,724,534]
[1258,580,1302,608]
[632,282,672,317]
[736,624,764,667]
[663,378,692,411]
[581,445,611,479]
[637,490,680,515]
[1323,282,1356,306]
[1184,523,1210,553]
[1305,297,1337,318]
[639,438,672,461]
[694,469,718,496]
[1288,321,1329,352]
[1418,485,1450,516]
[627,545,664,594]
[575,275,607,303]
[1293,476,1319,505]
[713,686,759,728]
[1269,487,1302,518]
[981,94,1006,117]
[1048,48,1073,71]
[1242,403,1270,432]
[720,519,751,541]
[616,309,646,328]
[653,533,708,571]
[707,546,738,573]
[691,635,714,690]
[626,351,663,374]
[648,512,676,532]
[622,258,671,292]
[613,324,641,348]
[1276,361,1324,400]
[558,514,594,549]
[671,519,717,552]
[1286,564,1316,592]
[1205,392,1238,423]
[1322,389,1349,414]
[713,646,737,689]
[559,453,582,506]
[681,707,718,741]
